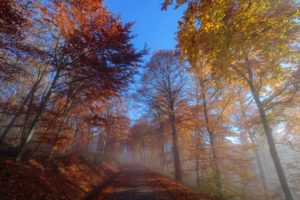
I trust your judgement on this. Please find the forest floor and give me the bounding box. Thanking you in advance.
[85,164,213,200]
[0,155,119,200]
[0,156,217,200]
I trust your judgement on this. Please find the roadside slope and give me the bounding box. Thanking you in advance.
[0,156,119,200]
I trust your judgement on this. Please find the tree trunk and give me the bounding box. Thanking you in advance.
[85,128,91,159]
[0,83,38,146]
[102,130,109,160]
[201,85,222,194]
[247,67,294,200]
[208,131,222,193]
[195,131,201,188]
[142,136,146,164]
[28,105,61,160]
[48,102,73,159]
[96,130,103,163]
[249,132,270,200]
[238,99,270,199]
[195,140,200,189]
[158,120,165,171]
[16,71,60,161]
[160,144,165,171]
[169,111,182,182]
[18,87,36,150]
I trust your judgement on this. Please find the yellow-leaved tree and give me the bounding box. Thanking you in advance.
[163,0,300,199]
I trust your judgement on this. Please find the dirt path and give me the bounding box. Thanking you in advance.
[85,164,204,200]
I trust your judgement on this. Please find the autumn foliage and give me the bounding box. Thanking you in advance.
[0,0,299,200]
[0,0,144,162]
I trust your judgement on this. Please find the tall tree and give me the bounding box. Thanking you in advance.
[0,0,144,161]
[163,0,299,199]
[139,50,188,182]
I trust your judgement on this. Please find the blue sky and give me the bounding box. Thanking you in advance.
[104,0,185,61]
[104,1,185,121]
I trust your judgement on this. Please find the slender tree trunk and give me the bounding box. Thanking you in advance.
[18,87,36,149]
[195,155,200,188]
[16,71,60,161]
[48,103,73,159]
[238,100,270,199]
[208,131,222,193]
[102,130,110,160]
[48,141,57,159]
[0,83,38,146]
[158,120,165,171]
[0,67,45,146]
[195,130,203,189]
[28,139,43,159]
[169,110,182,182]
[96,129,102,163]
[85,128,91,159]
[102,133,107,160]
[247,67,294,200]
[28,102,61,159]
[142,136,146,164]
[249,132,270,199]
[71,126,80,154]
[161,144,165,171]
[201,85,222,194]
[48,85,80,159]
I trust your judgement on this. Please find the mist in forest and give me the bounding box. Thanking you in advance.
[1,0,299,200]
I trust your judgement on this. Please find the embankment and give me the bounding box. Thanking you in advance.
[0,156,119,200]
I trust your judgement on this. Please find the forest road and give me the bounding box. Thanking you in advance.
[84,164,202,200]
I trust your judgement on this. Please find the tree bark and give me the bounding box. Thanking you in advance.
[160,144,165,171]
[169,110,182,182]
[48,102,73,159]
[249,132,270,199]
[0,82,38,146]
[239,101,270,199]
[158,117,165,171]
[102,130,110,160]
[18,87,36,150]
[0,68,45,147]
[96,130,103,163]
[247,67,294,200]
[16,70,60,161]
[201,85,222,194]
[195,135,201,189]
[142,136,146,164]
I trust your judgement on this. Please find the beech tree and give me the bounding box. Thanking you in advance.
[139,50,188,182]
[0,0,144,161]
[0,0,46,147]
[163,0,299,199]
[190,64,234,196]
[16,0,143,160]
